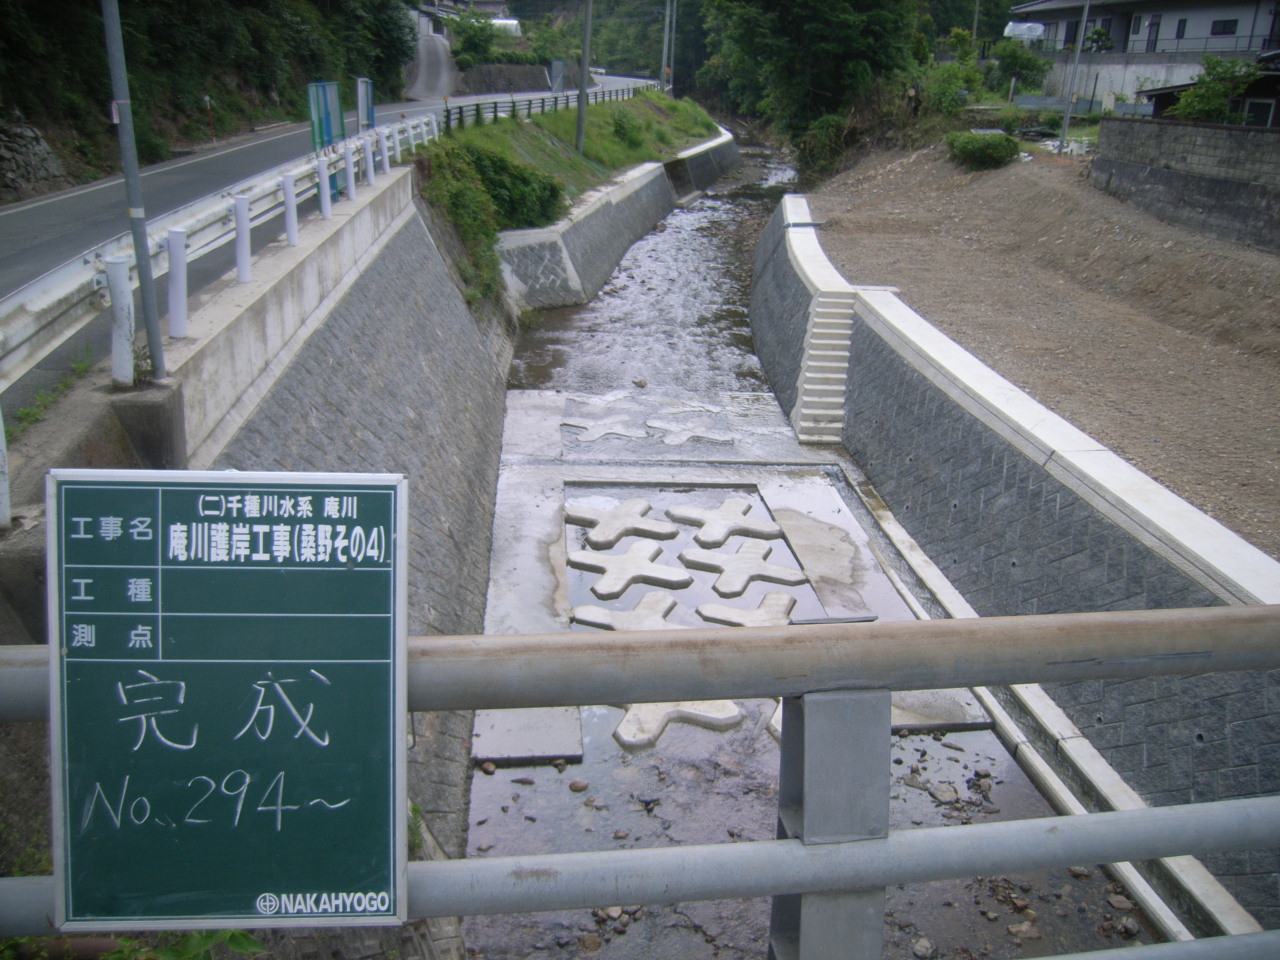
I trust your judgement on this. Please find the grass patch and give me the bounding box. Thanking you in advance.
[5,353,95,444]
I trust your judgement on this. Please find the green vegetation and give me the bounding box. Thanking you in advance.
[944,130,1020,170]
[5,353,94,444]
[416,91,718,302]
[101,931,264,960]
[1167,55,1263,124]
[0,0,416,178]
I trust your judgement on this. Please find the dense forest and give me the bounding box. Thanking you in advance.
[0,0,1017,179]
[0,0,416,169]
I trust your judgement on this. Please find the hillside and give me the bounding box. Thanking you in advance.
[0,0,416,184]
[810,146,1280,560]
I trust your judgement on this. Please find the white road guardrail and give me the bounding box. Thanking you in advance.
[0,114,440,398]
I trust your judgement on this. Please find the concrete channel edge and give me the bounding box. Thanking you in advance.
[771,194,1275,938]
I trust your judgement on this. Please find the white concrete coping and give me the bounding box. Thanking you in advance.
[674,124,736,160]
[850,284,1280,606]
[166,167,417,469]
[780,187,1280,608]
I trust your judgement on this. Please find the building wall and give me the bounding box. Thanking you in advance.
[1091,116,1280,253]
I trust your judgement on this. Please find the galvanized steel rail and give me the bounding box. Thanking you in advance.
[3,604,1279,955]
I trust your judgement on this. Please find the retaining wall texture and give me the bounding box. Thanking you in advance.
[748,203,809,417]
[748,196,1280,928]
[498,129,740,309]
[211,197,512,958]
[1090,117,1280,254]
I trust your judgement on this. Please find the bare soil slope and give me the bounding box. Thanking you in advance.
[809,146,1280,562]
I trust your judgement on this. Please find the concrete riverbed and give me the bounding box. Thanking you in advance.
[462,146,1161,959]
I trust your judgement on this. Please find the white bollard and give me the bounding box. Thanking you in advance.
[343,140,357,200]
[282,172,299,247]
[166,228,188,338]
[364,136,376,187]
[105,255,135,386]
[317,155,332,219]
[234,194,251,283]
[393,125,403,163]
[380,130,391,175]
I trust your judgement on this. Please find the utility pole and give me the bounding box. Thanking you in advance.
[660,0,672,93]
[100,0,166,379]
[668,0,678,93]
[575,0,593,153]
[1058,0,1092,152]
[972,0,980,39]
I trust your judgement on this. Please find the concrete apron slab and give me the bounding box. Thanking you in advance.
[480,386,988,755]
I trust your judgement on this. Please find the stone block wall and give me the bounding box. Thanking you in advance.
[498,128,741,310]
[748,194,1280,928]
[747,203,810,417]
[1091,117,1280,253]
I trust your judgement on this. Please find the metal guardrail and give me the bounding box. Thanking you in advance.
[0,82,660,403]
[3,605,1280,957]
[440,83,658,131]
[0,115,438,399]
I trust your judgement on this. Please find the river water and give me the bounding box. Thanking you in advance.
[464,142,1160,960]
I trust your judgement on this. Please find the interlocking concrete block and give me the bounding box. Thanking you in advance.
[565,498,678,548]
[666,496,783,547]
[573,590,679,630]
[569,541,693,599]
[613,700,745,749]
[681,540,808,598]
[699,591,796,627]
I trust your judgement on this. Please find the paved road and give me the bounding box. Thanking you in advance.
[0,71,645,301]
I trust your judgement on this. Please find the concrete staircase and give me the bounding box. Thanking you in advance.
[791,291,856,443]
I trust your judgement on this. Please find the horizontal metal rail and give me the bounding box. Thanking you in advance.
[440,83,658,130]
[4,605,1279,720]
[0,115,434,395]
[2,797,1278,941]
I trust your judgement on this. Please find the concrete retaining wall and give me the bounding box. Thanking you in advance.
[749,194,1280,928]
[1090,117,1280,253]
[498,128,740,310]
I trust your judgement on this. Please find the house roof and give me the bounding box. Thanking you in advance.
[1011,0,1242,13]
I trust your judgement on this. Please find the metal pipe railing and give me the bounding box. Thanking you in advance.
[2,797,1278,940]
[3,605,1278,721]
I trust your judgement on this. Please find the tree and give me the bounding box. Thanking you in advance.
[1168,55,1261,124]
[450,10,498,61]
[700,0,912,141]
[989,38,1050,90]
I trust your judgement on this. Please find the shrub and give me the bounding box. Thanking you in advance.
[610,108,645,147]
[418,142,501,300]
[461,144,564,229]
[988,40,1051,92]
[796,114,848,172]
[1168,55,1262,123]
[943,131,1020,170]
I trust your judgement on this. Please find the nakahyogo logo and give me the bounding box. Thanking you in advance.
[257,890,392,915]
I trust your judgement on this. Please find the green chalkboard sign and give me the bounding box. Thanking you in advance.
[48,470,407,931]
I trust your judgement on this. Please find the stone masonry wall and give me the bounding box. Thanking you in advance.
[747,204,809,417]
[212,198,513,957]
[748,198,1280,927]
[1091,117,1280,253]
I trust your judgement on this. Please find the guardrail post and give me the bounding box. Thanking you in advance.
[379,129,391,176]
[166,228,188,337]
[317,155,332,219]
[343,140,357,200]
[281,173,299,247]
[105,255,135,386]
[770,689,890,960]
[392,125,403,163]
[363,136,376,187]
[0,411,10,530]
[233,194,251,283]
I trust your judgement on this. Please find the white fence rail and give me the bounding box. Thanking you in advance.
[0,114,439,399]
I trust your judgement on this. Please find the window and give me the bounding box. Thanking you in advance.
[1243,99,1276,127]
[1066,19,1079,45]
[1211,19,1239,36]
[1045,21,1059,41]
[1131,16,1142,35]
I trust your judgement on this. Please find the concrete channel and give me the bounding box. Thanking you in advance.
[462,147,1177,959]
